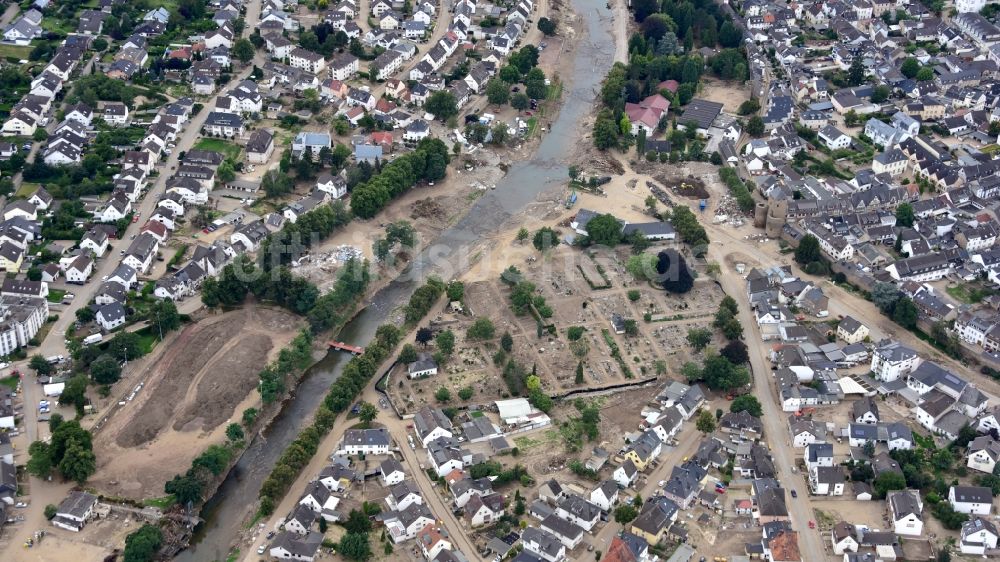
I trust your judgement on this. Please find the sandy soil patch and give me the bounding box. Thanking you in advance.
[698,77,751,113]
[90,306,305,499]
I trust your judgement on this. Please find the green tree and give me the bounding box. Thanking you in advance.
[511,92,530,112]
[586,213,623,246]
[686,328,713,351]
[358,401,378,425]
[696,409,716,433]
[872,282,901,313]
[737,98,760,115]
[874,471,907,498]
[123,524,164,562]
[44,504,57,519]
[895,202,915,228]
[225,423,245,442]
[59,437,97,483]
[532,227,558,251]
[871,85,891,103]
[614,504,637,523]
[165,472,204,506]
[745,116,765,137]
[892,297,918,329]
[916,67,934,81]
[435,387,452,402]
[901,57,920,78]
[242,407,258,427]
[446,281,465,301]
[27,441,52,477]
[575,361,584,384]
[426,91,458,121]
[485,78,510,106]
[794,234,823,265]
[233,38,255,63]
[458,386,474,400]
[516,227,530,242]
[593,115,620,150]
[398,343,418,364]
[500,331,514,352]
[90,354,122,385]
[30,354,53,375]
[730,395,762,417]
[467,318,495,340]
[340,533,372,561]
[435,330,455,355]
[847,55,866,86]
[538,17,557,36]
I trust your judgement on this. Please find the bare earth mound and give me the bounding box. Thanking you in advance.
[91,306,304,499]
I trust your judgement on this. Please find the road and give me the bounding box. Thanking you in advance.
[239,372,481,561]
[589,423,704,552]
[3,2,269,555]
[0,3,18,27]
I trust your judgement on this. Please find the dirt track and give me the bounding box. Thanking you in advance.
[90,306,304,499]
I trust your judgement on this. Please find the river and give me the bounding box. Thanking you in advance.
[176,0,616,559]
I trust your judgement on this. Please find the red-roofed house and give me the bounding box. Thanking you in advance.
[603,537,637,562]
[141,220,169,243]
[374,98,397,115]
[657,80,679,93]
[767,530,801,562]
[625,94,670,136]
[371,131,393,152]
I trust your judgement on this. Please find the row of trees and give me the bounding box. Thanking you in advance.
[257,278,445,514]
[718,167,755,213]
[350,138,450,219]
[260,201,352,267]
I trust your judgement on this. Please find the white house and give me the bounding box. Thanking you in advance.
[289,48,327,74]
[340,428,391,455]
[379,458,406,487]
[888,490,924,536]
[96,303,126,331]
[961,517,999,555]
[65,255,94,284]
[589,481,619,511]
[407,353,438,379]
[613,459,638,488]
[968,436,1000,474]
[522,527,567,562]
[413,407,452,447]
[870,340,920,382]
[810,466,845,496]
[51,491,98,532]
[949,486,994,515]
[269,531,323,562]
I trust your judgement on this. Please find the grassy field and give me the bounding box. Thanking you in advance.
[193,138,242,161]
[0,375,18,390]
[946,284,997,304]
[46,289,67,304]
[14,182,41,199]
[0,43,32,60]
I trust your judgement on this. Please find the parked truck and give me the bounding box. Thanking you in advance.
[82,334,103,346]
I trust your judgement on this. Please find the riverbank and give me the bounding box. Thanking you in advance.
[180,0,618,557]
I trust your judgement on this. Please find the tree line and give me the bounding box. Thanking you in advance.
[256,277,446,515]
[350,138,451,219]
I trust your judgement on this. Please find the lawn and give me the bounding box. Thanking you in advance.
[135,327,160,355]
[192,138,242,161]
[14,182,42,199]
[46,289,67,304]
[0,375,18,390]
[0,44,32,60]
[946,284,996,304]
[143,495,175,509]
